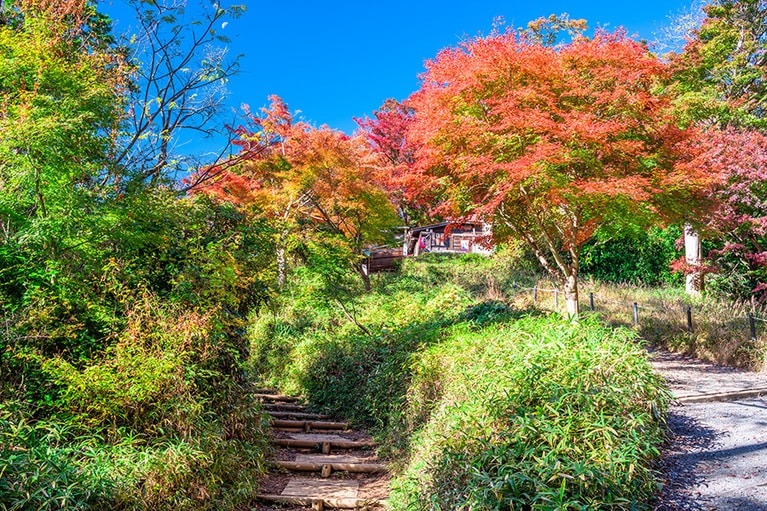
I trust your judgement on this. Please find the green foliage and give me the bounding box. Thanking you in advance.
[250,255,669,509]
[0,399,269,511]
[392,317,667,510]
[251,272,474,438]
[0,3,272,509]
[580,226,683,286]
[0,408,115,510]
[670,0,767,129]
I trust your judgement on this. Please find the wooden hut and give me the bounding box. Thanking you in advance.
[405,221,492,256]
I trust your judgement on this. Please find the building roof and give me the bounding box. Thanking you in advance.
[408,220,484,234]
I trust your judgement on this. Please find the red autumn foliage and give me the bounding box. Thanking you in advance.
[406,29,716,312]
[355,100,436,225]
[672,128,767,293]
[193,95,399,289]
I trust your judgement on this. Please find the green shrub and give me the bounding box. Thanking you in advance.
[251,255,669,509]
[392,316,668,510]
[0,407,115,511]
[580,226,682,286]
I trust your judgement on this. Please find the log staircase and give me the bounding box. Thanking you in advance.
[254,390,389,510]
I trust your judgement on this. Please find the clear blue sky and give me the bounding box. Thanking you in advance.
[103,0,696,136]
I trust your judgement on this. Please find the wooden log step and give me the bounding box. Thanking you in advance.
[273,438,377,450]
[255,393,302,402]
[262,403,308,412]
[274,428,304,434]
[256,495,386,509]
[253,388,279,394]
[267,411,331,420]
[271,419,349,430]
[276,460,388,474]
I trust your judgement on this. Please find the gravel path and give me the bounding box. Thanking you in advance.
[651,350,767,510]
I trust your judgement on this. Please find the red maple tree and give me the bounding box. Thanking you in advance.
[407,30,714,314]
[197,96,398,289]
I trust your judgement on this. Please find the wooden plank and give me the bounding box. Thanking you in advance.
[257,494,386,509]
[330,440,377,449]
[295,454,364,464]
[255,393,302,402]
[262,403,308,412]
[276,461,388,473]
[271,419,349,430]
[281,478,358,498]
[273,438,377,449]
[309,421,348,429]
[267,411,331,420]
[289,433,346,442]
[273,439,323,448]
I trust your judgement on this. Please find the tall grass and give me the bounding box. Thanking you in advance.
[505,278,767,370]
[249,252,669,509]
[392,316,667,510]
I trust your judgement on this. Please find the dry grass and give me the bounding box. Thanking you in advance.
[502,278,767,371]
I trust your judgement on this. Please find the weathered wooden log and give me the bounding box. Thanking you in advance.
[273,427,304,434]
[262,403,308,412]
[267,411,331,420]
[311,420,348,430]
[271,419,349,430]
[276,461,388,474]
[254,393,302,402]
[256,495,387,509]
[273,438,377,451]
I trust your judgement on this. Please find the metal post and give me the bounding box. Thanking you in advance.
[686,306,693,333]
[589,292,594,312]
[554,290,559,311]
[633,303,639,326]
[534,286,538,304]
[750,313,757,341]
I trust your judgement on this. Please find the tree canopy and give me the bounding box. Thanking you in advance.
[406,30,713,313]
[199,96,399,290]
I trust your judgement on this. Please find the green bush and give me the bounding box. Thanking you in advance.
[0,390,269,511]
[392,316,667,510]
[250,254,669,509]
[580,226,682,286]
[0,407,115,511]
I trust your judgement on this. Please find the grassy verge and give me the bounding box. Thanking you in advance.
[504,278,767,370]
[249,253,669,509]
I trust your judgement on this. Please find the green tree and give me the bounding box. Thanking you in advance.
[670,0,767,129]
[0,0,127,309]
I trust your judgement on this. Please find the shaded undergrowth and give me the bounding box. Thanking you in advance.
[250,253,670,510]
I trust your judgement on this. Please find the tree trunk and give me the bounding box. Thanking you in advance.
[563,272,579,317]
[276,244,287,288]
[684,223,704,296]
[354,262,371,292]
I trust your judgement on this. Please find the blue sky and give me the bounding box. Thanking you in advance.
[102,0,697,136]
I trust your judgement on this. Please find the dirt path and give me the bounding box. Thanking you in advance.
[651,350,767,510]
